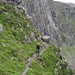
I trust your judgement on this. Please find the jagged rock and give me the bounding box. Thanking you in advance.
[31,32,34,38]
[18,23,21,26]
[0,25,3,31]
[17,6,25,13]
[18,50,22,54]
[51,10,56,17]
[25,35,27,40]
[42,42,47,48]
[2,42,6,47]
[11,57,14,60]
[26,23,30,29]
[20,28,23,31]
[56,62,60,66]
[59,66,62,69]
[16,11,18,14]
[56,52,58,54]
[30,32,37,41]
[30,32,35,39]
[19,18,21,19]
[3,11,8,15]
[33,39,37,42]
[0,0,6,4]
[41,35,50,42]
[36,36,41,41]
[55,68,58,72]
[64,59,68,63]
[12,26,14,29]
[16,0,22,5]
[19,41,21,44]
[27,37,31,44]
[17,28,19,30]
[27,15,32,19]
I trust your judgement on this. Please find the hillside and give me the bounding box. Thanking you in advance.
[0,3,41,75]
[52,1,75,70]
[26,45,74,75]
[19,0,75,70]
[0,1,75,75]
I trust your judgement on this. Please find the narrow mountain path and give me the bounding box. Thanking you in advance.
[22,44,50,75]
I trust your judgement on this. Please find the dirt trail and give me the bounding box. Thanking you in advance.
[22,44,50,75]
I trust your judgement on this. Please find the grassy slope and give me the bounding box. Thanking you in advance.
[61,44,75,59]
[0,2,74,75]
[61,44,75,70]
[26,45,74,75]
[0,3,41,75]
[53,2,75,70]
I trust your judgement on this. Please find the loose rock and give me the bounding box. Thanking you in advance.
[0,25,3,31]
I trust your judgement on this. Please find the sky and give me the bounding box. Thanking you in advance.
[54,0,75,4]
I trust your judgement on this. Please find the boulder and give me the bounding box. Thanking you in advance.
[27,15,32,19]
[41,35,50,42]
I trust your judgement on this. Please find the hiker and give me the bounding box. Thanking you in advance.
[36,43,40,53]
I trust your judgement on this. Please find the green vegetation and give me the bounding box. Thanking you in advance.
[0,2,74,75]
[61,44,75,71]
[26,45,74,75]
[0,3,41,75]
[61,44,75,60]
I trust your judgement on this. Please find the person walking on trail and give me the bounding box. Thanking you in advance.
[36,43,40,53]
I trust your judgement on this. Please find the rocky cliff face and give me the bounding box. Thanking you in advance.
[0,0,75,46]
[20,0,62,47]
[20,0,75,47]
[20,0,53,35]
[52,1,75,70]
[52,1,75,46]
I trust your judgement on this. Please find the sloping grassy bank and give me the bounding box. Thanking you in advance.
[0,3,41,75]
[61,44,75,70]
[26,45,74,75]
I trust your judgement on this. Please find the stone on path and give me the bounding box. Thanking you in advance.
[0,25,3,31]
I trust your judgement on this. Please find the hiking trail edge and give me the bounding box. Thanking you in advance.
[22,44,50,75]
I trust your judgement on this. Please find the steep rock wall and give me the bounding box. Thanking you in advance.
[0,0,61,47]
[21,0,54,36]
[20,0,62,47]
[52,1,75,45]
